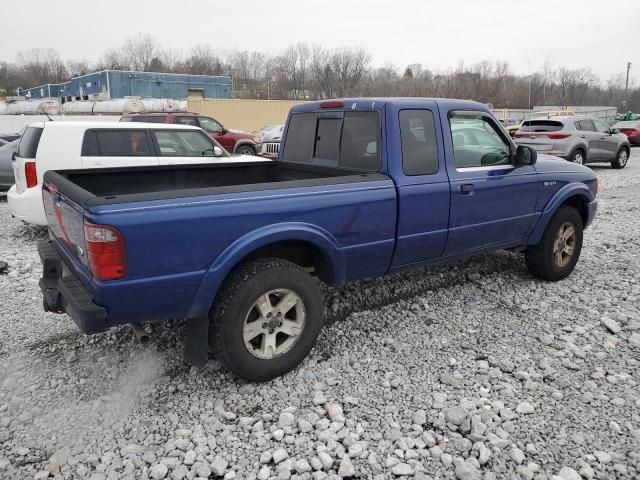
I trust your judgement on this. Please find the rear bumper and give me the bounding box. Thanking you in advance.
[7,184,47,225]
[38,240,108,334]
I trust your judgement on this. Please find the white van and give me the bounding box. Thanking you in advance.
[8,121,269,225]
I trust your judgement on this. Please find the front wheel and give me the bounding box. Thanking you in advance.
[210,258,323,381]
[525,206,584,281]
[611,147,629,169]
[235,144,256,156]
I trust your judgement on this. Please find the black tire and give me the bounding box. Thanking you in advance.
[568,148,586,165]
[611,147,629,169]
[209,258,323,381]
[525,206,583,281]
[235,144,255,156]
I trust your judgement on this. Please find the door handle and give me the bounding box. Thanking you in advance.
[458,184,475,194]
[600,136,606,139]
[579,135,586,138]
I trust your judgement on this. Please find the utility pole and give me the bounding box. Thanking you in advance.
[624,61,631,110]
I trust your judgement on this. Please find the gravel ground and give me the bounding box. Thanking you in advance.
[1,152,639,480]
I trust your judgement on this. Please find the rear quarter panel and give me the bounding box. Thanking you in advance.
[85,178,397,325]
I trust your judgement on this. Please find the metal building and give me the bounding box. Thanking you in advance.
[17,70,232,102]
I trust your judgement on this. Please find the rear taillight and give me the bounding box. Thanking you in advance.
[514,132,523,138]
[547,133,572,140]
[621,128,638,136]
[25,161,37,188]
[84,222,126,280]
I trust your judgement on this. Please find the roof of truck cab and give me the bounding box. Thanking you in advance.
[290,97,489,113]
[34,121,203,131]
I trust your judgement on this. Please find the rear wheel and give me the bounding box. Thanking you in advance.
[568,149,585,165]
[209,258,323,381]
[525,206,583,281]
[611,147,629,169]
[236,145,256,156]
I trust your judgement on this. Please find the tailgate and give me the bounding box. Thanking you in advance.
[42,179,90,273]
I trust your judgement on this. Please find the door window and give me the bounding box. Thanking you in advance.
[578,120,596,131]
[82,130,151,156]
[450,113,511,168]
[198,117,223,133]
[153,130,221,157]
[594,120,610,134]
[399,109,438,175]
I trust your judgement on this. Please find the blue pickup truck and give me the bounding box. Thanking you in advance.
[38,98,598,380]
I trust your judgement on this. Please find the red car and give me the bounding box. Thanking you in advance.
[613,120,640,145]
[121,112,261,155]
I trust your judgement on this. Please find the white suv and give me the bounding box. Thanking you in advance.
[8,121,269,225]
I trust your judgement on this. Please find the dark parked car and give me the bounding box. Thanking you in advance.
[0,139,19,192]
[121,112,261,156]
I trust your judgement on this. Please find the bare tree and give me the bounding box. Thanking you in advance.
[123,34,160,71]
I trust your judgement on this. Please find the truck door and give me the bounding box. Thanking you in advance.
[81,129,159,168]
[443,110,539,255]
[388,103,451,267]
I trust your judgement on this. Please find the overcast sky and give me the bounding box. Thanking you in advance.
[1,0,637,83]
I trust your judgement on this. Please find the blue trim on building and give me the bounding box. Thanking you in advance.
[17,70,232,100]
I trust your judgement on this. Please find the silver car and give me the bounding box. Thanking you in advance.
[515,116,631,169]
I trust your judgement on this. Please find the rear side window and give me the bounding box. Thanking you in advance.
[340,112,380,170]
[314,118,341,161]
[126,116,165,123]
[520,120,564,132]
[82,130,151,156]
[282,113,316,161]
[153,130,220,157]
[399,110,438,175]
[17,127,43,158]
[174,116,199,126]
[282,111,380,171]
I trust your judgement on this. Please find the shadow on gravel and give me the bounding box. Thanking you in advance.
[323,250,526,325]
[11,223,48,241]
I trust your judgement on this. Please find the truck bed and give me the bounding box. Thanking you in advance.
[45,160,382,207]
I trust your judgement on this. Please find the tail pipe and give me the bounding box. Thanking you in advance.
[130,323,150,343]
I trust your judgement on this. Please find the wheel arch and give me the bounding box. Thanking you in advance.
[527,183,593,245]
[233,140,257,154]
[186,223,345,318]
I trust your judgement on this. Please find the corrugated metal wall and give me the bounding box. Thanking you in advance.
[188,99,307,132]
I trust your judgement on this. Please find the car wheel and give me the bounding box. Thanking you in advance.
[236,145,255,156]
[569,149,585,165]
[209,258,323,381]
[525,206,583,281]
[611,147,629,169]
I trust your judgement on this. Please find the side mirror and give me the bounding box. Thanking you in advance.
[611,128,619,135]
[213,146,223,157]
[11,151,17,161]
[515,145,537,166]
